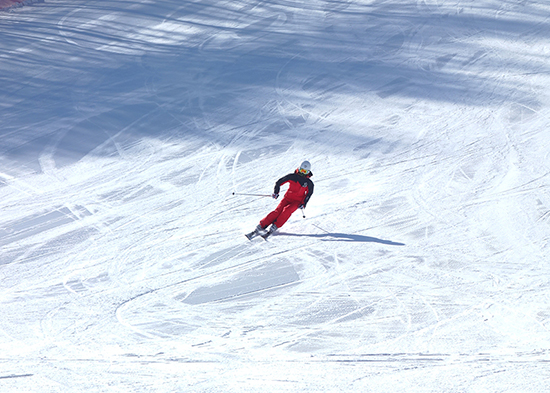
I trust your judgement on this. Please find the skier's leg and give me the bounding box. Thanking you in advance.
[263,203,299,240]
[273,202,300,228]
[260,199,289,228]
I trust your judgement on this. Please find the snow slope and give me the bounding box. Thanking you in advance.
[1,0,550,391]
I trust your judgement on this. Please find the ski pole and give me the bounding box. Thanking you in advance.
[232,192,272,197]
[301,207,306,218]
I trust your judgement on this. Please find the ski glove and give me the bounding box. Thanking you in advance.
[272,193,279,199]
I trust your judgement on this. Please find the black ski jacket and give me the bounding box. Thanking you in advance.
[273,170,314,207]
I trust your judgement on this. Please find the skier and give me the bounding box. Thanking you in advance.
[246,161,314,240]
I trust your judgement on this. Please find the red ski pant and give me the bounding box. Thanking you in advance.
[260,198,301,229]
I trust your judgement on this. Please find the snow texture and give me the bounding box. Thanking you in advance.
[0,0,42,11]
[1,0,550,391]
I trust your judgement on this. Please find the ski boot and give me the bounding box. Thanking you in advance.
[261,224,278,240]
[245,225,266,240]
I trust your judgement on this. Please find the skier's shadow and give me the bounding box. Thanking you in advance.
[278,232,405,246]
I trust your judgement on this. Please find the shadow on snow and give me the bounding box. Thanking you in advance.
[277,232,405,246]
[1,0,548,171]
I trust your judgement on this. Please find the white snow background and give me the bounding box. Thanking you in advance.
[1,0,550,391]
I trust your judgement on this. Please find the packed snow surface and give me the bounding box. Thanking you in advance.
[1,0,550,391]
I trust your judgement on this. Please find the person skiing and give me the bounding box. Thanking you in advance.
[246,161,314,240]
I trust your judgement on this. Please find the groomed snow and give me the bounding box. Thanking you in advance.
[1,0,550,391]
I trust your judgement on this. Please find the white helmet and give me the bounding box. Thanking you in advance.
[299,160,311,175]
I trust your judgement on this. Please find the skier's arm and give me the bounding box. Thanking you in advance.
[273,174,293,194]
[302,180,314,208]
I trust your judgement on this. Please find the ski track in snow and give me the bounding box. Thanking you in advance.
[1,0,550,391]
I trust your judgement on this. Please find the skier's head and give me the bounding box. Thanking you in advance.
[298,160,311,175]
